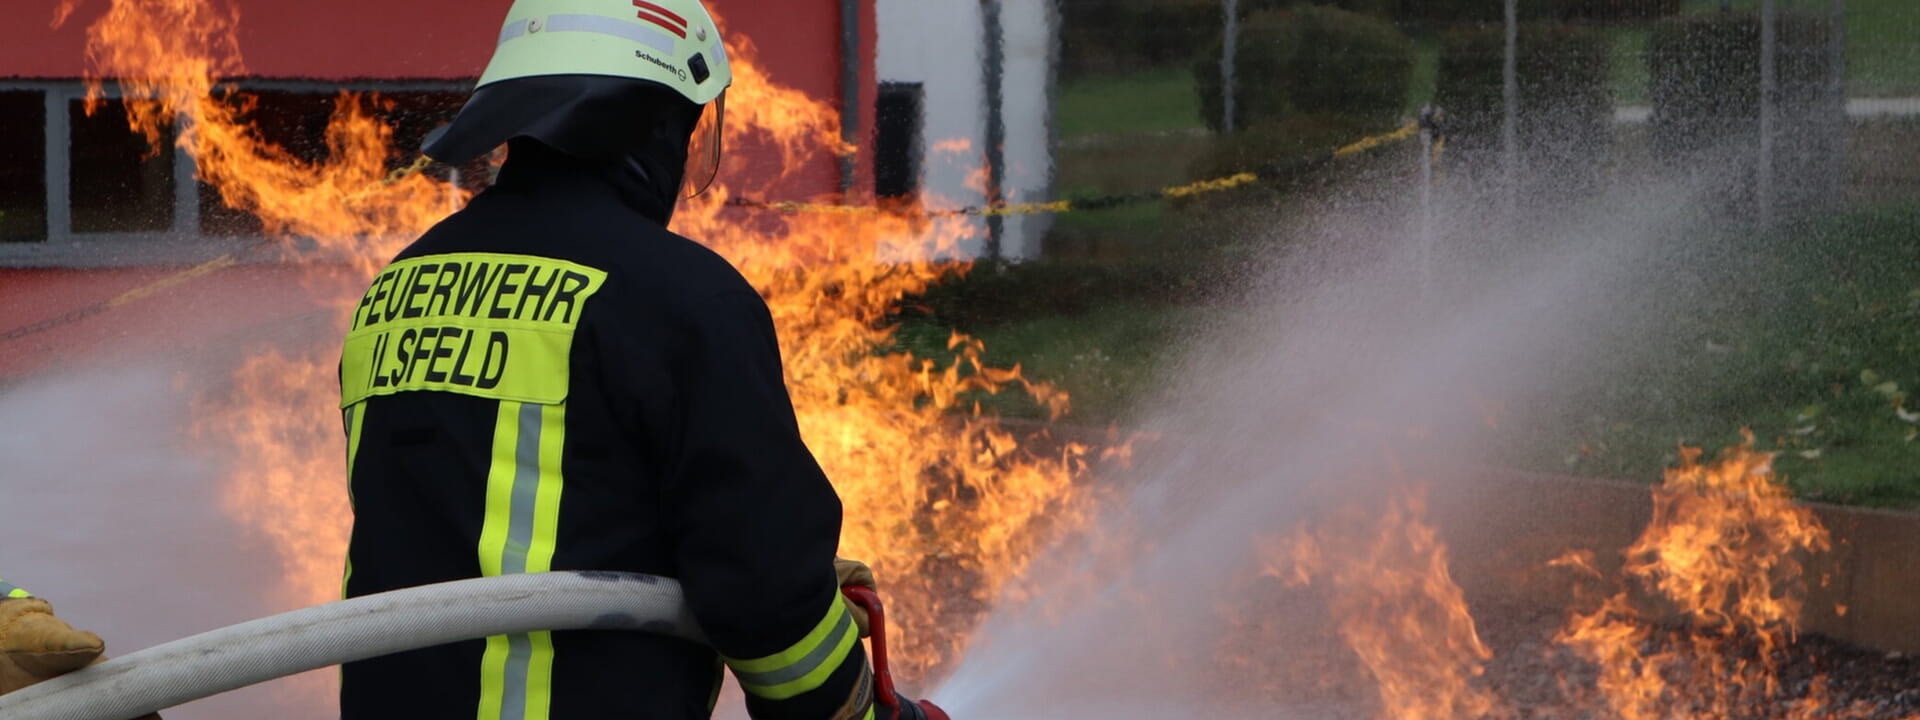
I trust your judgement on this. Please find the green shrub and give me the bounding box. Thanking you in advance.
[1398,0,1677,24]
[1193,5,1415,133]
[1060,0,1220,79]
[1435,23,1612,191]
[1401,0,1571,24]
[1235,0,1403,20]
[1649,11,1845,217]
[1564,0,1681,21]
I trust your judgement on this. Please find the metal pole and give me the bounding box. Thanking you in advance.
[1222,0,1238,133]
[171,130,200,239]
[1759,0,1777,229]
[44,88,71,244]
[1502,0,1519,226]
[838,0,861,194]
[1827,0,1847,212]
[1420,122,1435,300]
[982,0,1006,260]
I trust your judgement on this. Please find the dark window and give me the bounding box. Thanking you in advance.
[70,98,174,234]
[0,91,47,242]
[874,82,924,199]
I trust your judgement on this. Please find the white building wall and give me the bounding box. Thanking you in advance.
[998,0,1056,260]
[875,0,1054,262]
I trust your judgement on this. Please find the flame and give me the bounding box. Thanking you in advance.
[1554,432,1834,720]
[1261,483,1506,720]
[79,0,1097,689]
[1237,437,1879,720]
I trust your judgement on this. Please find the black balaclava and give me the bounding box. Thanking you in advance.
[425,75,705,226]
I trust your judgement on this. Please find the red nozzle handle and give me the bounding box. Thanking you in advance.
[840,585,898,710]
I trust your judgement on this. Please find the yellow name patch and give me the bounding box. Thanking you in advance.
[340,253,608,407]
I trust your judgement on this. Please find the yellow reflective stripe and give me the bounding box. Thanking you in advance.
[4,588,30,599]
[477,401,522,579]
[476,400,566,720]
[478,634,511,720]
[726,595,862,700]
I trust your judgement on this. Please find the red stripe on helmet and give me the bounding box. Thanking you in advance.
[634,8,688,38]
[632,0,688,27]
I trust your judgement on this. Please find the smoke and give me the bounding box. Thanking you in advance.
[0,340,338,719]
[931,153,1739,718]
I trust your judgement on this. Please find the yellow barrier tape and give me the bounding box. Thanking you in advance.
[738,120,1422,217]
[106,252,242,309]
[978,200,1075,217]
[1332,122,1420,159]
[1161,173,1260,200]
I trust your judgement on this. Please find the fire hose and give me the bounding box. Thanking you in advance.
[0,571,948,720]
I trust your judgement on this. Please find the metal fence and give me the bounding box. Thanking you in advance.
[1044,0,1920,258]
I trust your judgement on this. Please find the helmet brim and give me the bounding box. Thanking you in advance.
[423,74,685,166]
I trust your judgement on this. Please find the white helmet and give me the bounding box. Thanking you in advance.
[425,0,734,198]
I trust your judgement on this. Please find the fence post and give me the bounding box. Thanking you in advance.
[1222,0,1238,134]
[981,0,1006,260]
[1420,110,1436,301]
[1759,0,1777,230]
[1502,0,1519,226]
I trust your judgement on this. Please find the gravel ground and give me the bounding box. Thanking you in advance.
[1472,599,1920,720]
[1203,583,1919,720]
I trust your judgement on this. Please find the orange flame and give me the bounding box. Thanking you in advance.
[1554,432,1833,720]
[79,0,1098,688]
[1262,483,1506,720]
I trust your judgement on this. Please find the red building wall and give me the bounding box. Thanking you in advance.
[4,0,876,199]
[0,0,879,379]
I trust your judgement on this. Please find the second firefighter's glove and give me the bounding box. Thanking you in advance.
[834,557,876,638]
[0,596,105,694]
[0,595,162,719]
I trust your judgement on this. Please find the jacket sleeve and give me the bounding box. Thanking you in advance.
[663,289,874,720]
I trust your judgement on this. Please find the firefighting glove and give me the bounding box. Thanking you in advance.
[0,597,162,719]
[834,557,876,638]
[0,596,105,694]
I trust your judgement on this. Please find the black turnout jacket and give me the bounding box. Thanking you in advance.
[337,144,870,720]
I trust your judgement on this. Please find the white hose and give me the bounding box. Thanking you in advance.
[0,571,702,720]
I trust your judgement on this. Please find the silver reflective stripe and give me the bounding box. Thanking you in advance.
[500,402,543,720]
[732,608,856,689]
[498,19,528,47]
[0,578,29,599]
[502,402,543,576]
[502,632,533,720]
[542,13,676,54]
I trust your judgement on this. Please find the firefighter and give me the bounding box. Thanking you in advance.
[337,1,919,718]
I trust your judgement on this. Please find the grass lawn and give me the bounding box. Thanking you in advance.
[1056,67,1205,140]
[893,298,1203,425]
[1525,202,1920,507]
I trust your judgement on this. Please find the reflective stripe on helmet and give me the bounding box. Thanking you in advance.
[498,13,676,55]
